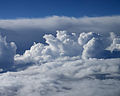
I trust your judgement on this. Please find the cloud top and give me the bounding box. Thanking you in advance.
[1,15,120,54]
[0,30,119,96]
[0,35,16,70]
[15,30,120,65]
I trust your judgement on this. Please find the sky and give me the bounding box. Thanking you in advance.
[0,0,120,19]
[0,0,120,96]
[0,0,120,53]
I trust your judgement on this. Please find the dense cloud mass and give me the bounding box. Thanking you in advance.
[0,16,120,54]
[0,58,120,96]
[15,31,120,64]
[0,15,120,95]
[0,29,120,96]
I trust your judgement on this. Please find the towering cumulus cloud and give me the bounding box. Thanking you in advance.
[0,35,16,70]
[108,32,120,51]
[0,30,120,96]
[0,16,120,54]
[15,30,120,64]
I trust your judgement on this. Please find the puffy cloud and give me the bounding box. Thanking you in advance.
[82,37,104,59]
[0,57,120,96]
[0,35,16,70]
[78,32,100,46]
[108,32,120,51]
[0,30,119,96]
[15,31,120,65]
[0,16,120,54]
[15,31,82,64]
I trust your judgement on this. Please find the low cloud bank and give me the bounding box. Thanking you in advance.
[0,30,120,96]
[0,35,16,70]
[0,58,120,96]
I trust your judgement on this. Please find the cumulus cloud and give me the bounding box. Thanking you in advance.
[0,16,120,54]
[14,30,81,64]
[0,34,16,70]
[0,16,120,95]
[82,38,103,59]
[14,30,120,65]
[0,30,120,96]
[108,32,120,51]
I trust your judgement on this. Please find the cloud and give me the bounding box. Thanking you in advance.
[108,32,120,51]
[15,31,120,65]
[14,30,82,64]
[0,16,120,96]
[0,16,120,54]
[82,37,103,59]
[0,30,119,96]
[0,35,16,70]
[0,16,120,34]
[0,57,120,96]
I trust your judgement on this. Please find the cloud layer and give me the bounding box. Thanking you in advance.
[1,16,120,34]
[0,16,120,54]
[0,30,119,96]
[14,31,120,65]
[0,58,120,96]
[0,16,120,96]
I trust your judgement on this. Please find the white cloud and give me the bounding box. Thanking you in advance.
[0,31,120,95]
[0,16,120,96]
[15,30,120,65]
[0,58,120,96]
[108,32,120,51]
[0,16,120,34]
[0,16,120,54]
[82,37,104,59]
[0,35,16,70]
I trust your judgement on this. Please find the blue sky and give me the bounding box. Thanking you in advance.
[0,0,120,19]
